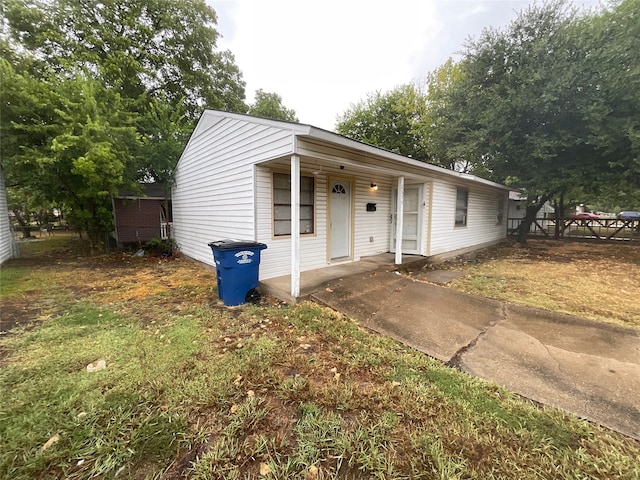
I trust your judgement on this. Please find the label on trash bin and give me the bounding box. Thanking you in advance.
[235,250,255,264]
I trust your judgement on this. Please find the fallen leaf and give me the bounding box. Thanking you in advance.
[233,375,243,385]
[391,381,402,387]
[308,465,319,479]
[247,390,255,398]
[334,373,341,381]
[325,287,333,293]
[41,433,60,451]
[299,343,312,350]
[330,367,338,374]
[259,462,271,475]
[77,412,87,418]
[230,404,238,414]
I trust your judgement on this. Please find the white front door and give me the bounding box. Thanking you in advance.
[391,185,423,254]
[329,179,352,260]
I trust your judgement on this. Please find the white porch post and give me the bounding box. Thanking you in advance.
[395,176,405,265]
[291,155,301,299]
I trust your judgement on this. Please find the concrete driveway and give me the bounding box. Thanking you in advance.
[311,268,640,441]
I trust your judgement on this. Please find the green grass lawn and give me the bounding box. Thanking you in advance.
[1,238,639,479]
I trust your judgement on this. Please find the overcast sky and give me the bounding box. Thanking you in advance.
[210,0,602,130]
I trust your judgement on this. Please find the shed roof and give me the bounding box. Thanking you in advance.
[118,182,168,200]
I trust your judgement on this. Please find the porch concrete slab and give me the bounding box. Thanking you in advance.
[258,254,427,303]
[308,268,640,440]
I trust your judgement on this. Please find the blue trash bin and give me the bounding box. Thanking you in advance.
[208,240,267,306]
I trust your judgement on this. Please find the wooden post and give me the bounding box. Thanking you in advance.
[395,176,404,265]
[291,155,300,299]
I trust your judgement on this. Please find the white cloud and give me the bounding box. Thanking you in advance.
[210,0,602,130]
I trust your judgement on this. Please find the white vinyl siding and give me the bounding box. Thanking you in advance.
[256,165,327,279]
[0,169,14,264]
[172,114,294,267]
[428,181,507,256]
[171,110,510,282]
[256,163,393,280]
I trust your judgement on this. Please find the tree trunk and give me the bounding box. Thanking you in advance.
[12,209,33,239]
[553,193,564,239]
[517,195,550,245]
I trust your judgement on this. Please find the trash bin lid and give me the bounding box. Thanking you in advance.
[208,240,267,250]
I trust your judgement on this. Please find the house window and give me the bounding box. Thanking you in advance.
[497,195,504,225]
[455,188,468,227]
[273,172,315,236]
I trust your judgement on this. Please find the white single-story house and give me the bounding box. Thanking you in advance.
[0,167,16,264]
[172,110,512,299]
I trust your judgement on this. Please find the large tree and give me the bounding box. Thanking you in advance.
[336,83,431,162]
[248,89,298,122]
[1,0,248,248]
[2,0,247,117]
[428,0,640,242]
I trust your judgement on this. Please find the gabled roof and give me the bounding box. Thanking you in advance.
[197,110,513,192]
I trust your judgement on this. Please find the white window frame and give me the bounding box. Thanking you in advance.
[272,172,315,237]
[455,188,468,227]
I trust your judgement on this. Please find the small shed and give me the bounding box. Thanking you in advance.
[112,183,172,246]
[172,111,512,300]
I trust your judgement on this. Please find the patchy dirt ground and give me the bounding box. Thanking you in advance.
[3,237,640,480]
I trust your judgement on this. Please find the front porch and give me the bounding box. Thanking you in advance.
[258,253,428,303]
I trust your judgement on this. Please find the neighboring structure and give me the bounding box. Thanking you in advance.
[112,183,172,246]
[0,167,16,264]
[508,191,555,234]
[508,191,555,219]
[172,110,512,299]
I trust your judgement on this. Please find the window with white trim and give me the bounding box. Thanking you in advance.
[273,172,315,236]
[455,188,468,227]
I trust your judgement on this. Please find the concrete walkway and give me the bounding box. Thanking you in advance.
[310,268,640,441]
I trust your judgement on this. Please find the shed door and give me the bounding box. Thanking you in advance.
[329,180,352,260]
[391,185,422,254]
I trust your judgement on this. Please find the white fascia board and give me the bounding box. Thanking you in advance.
[301,126,513,191]
[196,110,514,192]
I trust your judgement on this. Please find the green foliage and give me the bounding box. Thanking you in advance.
[1,0,249,249]
[420,58,471,171]
[2,0,246,117]
[336,83,432,162]
[248,89,298,122]
[428,0,640,207]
